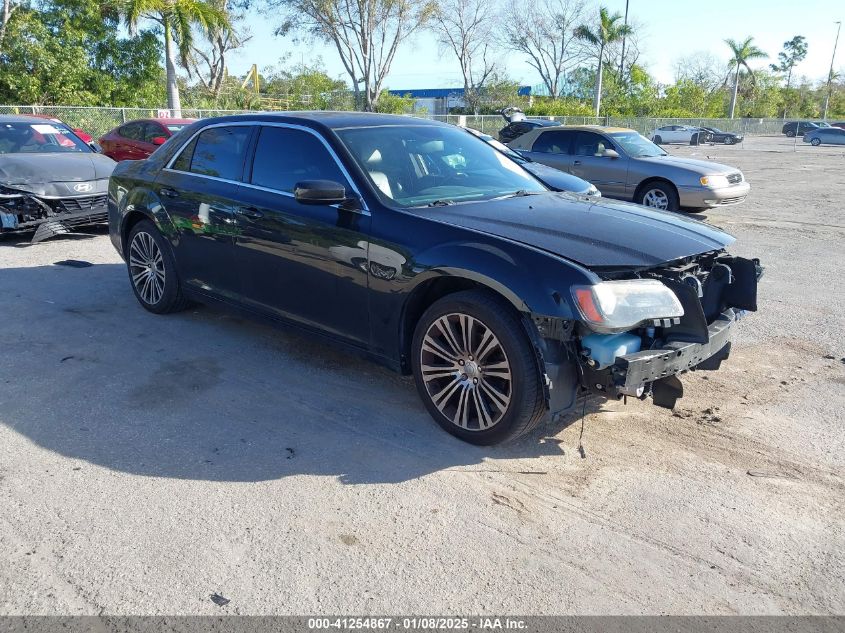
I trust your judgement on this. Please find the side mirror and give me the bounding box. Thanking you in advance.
[602,148,620,159]
[294,180,348,206]
[88,141,103,153]
[152,136,167,146]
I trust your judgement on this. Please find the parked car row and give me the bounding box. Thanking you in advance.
[781,120,837,137]
[106,112,761,444]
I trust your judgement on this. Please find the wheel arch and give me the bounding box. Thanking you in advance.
[118,187,177,254]
[634,176,678,203]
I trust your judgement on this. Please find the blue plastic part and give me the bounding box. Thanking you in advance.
[581,332,642,369]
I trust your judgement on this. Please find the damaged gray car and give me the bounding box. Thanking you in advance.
[0,115,115,243]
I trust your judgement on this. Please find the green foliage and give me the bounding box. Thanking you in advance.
[372,91,416,114]
[524,97,593,117]
[0,0,165,106]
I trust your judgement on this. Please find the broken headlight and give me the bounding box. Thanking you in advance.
[0,185,25,198]
[573,280,684,333]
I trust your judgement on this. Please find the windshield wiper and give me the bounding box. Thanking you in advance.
[498,190,543,199]
[426,199,456,207]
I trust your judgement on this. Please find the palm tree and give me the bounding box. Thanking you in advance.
[119,0,230,115]
[574,6,632,117]
[724,36,767,119]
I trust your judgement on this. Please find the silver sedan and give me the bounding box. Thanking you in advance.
[509,125,750,211]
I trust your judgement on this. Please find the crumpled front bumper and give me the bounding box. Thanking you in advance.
[613,308,737,392]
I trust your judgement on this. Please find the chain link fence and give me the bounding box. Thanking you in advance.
[0,104,797,142]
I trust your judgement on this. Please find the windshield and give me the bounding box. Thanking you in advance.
[610,132,667,157]
[336,124,546,207]
[0,121,92,154]
[485,136,526,162]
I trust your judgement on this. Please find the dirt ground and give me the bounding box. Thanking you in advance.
[0,139,843,615]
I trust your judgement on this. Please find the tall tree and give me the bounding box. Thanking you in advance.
[186,0,249,98]
[118,0,230,114]
[431,0,496,113]
[500,0,585,99]
[574,5,632,116]
[770,35,808,91]
[273,0,436,111]
[0,0,21,51]
[724,36,767,119]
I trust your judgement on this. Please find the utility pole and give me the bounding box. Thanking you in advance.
[618,0,630,80]
[823,21,841,120]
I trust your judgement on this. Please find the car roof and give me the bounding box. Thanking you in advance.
[507,124,636,149]
[185,111,447,132]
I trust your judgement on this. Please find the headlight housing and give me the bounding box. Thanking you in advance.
[573,280,684,333]
[699,175,729,189]
[586,184,601,197]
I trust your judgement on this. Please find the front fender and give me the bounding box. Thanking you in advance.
[409,239,598,320]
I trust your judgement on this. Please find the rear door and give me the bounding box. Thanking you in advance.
[520,130,575,172]
[569,131,628,198]
[232,124,371,346]
[154,124,255,301]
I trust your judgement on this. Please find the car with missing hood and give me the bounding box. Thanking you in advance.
[0,115,116,242]
[108,113,761,445]
[509,125,750,211]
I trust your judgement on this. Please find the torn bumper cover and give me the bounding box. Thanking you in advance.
[1,190,108,243]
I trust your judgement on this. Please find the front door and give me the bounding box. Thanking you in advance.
[154,124,255,301]
[233,124,371,347]
[569,131,628,199]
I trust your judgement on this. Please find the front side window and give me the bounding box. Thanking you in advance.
[188,126,252,180]
[574,132,614,156]
[250,126,348,193]
[142,123,166,143]
[336,124,546,207]
[120,123,144,140]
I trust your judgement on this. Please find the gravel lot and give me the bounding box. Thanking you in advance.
[1,138,843,615]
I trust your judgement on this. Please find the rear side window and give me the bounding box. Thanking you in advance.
[250,126,347,193]
[532,130,573,154]
[188,126,252,180]
[119,122,143,140]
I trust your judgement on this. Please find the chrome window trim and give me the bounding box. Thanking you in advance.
[163,120,370,215]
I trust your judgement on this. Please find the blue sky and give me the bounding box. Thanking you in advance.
[228,0,843,89]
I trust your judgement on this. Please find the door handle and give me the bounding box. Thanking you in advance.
[573,160,582,165]
[159,187,179,198]
[238,206,264,219]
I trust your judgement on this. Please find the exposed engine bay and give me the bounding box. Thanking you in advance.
[534,250,762,414]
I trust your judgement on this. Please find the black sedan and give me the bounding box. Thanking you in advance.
[108,113,761,445]
[0,115,115,242]
[700,126,743,145]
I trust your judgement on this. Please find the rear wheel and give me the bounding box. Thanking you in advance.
[811,138,821,146]
[653,135,663,144]
[411,290,546,445]
[724,137,735,145]
[785,130,796,137]
[637,181,679,212]
[126,220,189,314]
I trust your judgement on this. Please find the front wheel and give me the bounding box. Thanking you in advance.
[724,137,735,145]
[411,290,546,445]
[785,130,796,137]
[126,220,189,314]
[811,138,821,146]
[653,135,663,144]
[637,181,680,212]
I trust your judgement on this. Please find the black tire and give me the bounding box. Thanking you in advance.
[411,289,546,445]
[636,180,680,212]
[653,135,663,144]
[724,137,734,145]
[785,130,796,137]
[126,219,189,314]
[811,138,821,146]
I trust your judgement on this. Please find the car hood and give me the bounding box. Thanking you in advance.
[0,152,115,195]
[421,192,734,268]
[635,154,739,175]
[521,161,593,193]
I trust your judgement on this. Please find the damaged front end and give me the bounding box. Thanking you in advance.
[575,252,763,409]
[0,184,108,243]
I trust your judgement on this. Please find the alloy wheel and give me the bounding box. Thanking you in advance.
[129,231,165,305]
[642,188,670,209]
[419,313,512,431]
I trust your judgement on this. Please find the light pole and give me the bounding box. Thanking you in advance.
[823,21,841,120]
[619,0,630,80]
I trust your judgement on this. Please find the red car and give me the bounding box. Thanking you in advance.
[20,113,93,144]
[98,118,195,161]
